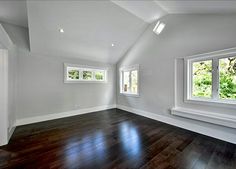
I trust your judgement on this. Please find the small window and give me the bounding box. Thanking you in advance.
[186,52,236,104]
[120,65,139,96]
[64,63,107,83]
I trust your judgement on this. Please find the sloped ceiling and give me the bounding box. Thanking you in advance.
[27,1,148,63]
[111,0,166,23]
[0,0,28,27]
[155,1,236,14]
[1,1,236,63]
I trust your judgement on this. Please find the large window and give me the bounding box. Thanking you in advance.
[120,65,139,96]
[64,63,107,83]
[187,54,236,103]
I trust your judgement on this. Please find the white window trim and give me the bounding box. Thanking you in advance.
[184,47,236,107]
[119,64,140,97]
[64,63,108,83]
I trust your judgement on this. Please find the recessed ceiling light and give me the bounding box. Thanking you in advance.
[111,43,115,47]
[59,28,64,33]
[153,21,165,35]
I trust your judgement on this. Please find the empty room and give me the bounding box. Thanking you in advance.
[0,0,236,168]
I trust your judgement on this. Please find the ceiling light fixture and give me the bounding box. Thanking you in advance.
[59,28,64,33]
[153,21,165,35]
[111,43,115,47]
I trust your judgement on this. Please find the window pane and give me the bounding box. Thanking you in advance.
[192,60,212,98]
[123,71,130,92]
[83,71,92,80]
[95,71,104,81]
[131,70,138,94]
[68,68,79,80]
[219,57,236,100]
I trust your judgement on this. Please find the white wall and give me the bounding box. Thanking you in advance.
[2,22,116,122]
[17,49,116,119]
[117,14,236,143]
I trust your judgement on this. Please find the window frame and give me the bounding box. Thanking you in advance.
[185,48,236,106]
[119,64,140,97]
[64,63,107,83]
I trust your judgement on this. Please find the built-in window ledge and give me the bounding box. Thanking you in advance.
[171,107,236,129]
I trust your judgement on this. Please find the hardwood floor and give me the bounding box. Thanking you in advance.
[0,109,235,169]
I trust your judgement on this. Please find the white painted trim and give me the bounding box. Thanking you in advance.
[0,49,8,146]
[171,107,236,129]
[15,104,116,126]
[8,126,16,141]
[120,92,140,97]
[117,105,236,144]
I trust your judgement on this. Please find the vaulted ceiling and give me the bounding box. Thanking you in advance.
[0,1,28,27]
[155,1,236,14]
[1,0,236,63]
[27,1,148,63]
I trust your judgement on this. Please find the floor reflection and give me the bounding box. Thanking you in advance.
[119,122,142,159]
[64,131,107,167]
[63,122,143,167]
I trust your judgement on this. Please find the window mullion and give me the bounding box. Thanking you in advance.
[212,58,219,100]
[92,70,95,81]
[121,71,124,93]
[79,69,83,80]
[189,60,193,99]
[129,70,132,92]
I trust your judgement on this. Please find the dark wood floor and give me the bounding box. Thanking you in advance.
[0,109,235,169]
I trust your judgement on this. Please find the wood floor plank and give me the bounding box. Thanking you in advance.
[0,108,235,169]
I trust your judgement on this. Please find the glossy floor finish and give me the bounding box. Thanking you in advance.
[0,109,236,169]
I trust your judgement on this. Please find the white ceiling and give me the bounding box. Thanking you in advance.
[155,1,236,14]
[0,0,28,27]
[111,0,166,23]
[27,1,148,63]
[1,1,236,63]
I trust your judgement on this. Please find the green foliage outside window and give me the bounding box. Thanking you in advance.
[95,71,104,80]
[192,60,212,98]
[68,70,79,79]
[192,57,236,100]
[83,71,92,80]
[219,57,236,99]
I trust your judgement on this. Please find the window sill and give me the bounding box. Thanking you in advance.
[64,80,107,84]
[171,107,236,129]
[120,93,140,97]
[185,98,236,109]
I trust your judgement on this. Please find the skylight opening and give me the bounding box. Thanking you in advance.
[153,21,165,35]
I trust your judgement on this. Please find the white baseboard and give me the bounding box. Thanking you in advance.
[15,104,116,126]
[117,104,236,144]
[12,104,236,145]
[8,126,16,141]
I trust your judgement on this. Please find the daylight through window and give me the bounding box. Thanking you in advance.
[120,65,139,96]
[65,64,107,82]
[187,55,236,103]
